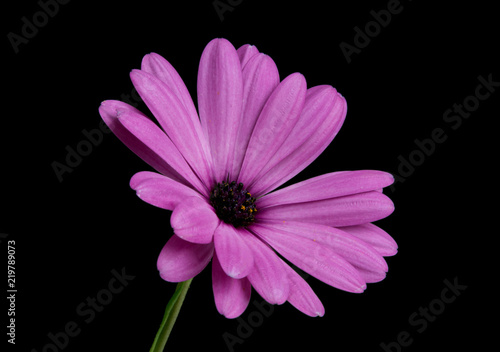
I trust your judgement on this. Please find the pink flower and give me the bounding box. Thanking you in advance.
[99,38,397,318]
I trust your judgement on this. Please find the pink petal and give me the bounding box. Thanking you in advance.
[212,253,251,319]
[248,85,339,194]
[256,220,387,274]
[284,264,325,317]
[259,170,394,209]
[114,103,208,195]
[237,44,260,68]
[130,69,213,188]
[258,191,394,227]
[197,38,243,181]
[238,73,307,187]
[231,53,280,179]
[250,222,366,293]
[99,100,187,184]
[129,171,202,211]
[214,222,254,279]
[250,91,346,197]
[157,235,214,282]
[239,229,290,304]
[356,268,387,283]
[170,197,219,244]
[140,53,203,136]
[339,223,398,257]
[141,52,213,170]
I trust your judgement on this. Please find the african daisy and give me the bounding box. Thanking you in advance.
[99,38,397,319]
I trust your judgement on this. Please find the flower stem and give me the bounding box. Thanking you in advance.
[149,278,193,352]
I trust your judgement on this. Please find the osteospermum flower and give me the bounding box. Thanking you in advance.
[99,38,397,318]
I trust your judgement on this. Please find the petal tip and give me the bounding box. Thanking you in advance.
[288,72,306,84]
[315,309,325,317]
[221,310,242,319]
[226,269,248,280]
[129,68,141,79]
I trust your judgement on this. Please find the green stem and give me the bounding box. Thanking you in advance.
[149,278,193,352]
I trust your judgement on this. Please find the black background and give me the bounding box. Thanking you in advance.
[2,0,497,351]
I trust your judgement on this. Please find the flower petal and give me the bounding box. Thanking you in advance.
[130,69,213,188]
[140,53,202,133]
[157,235,214,282]
[248,85,338,194]
[250,222,366,293]
[258,170,394,208]
[339,223,398,257]
[238,73,307,187]
[212,253,251,319]
[256,220,387,274]
[214,222,254,279]
[231,53,280,179]
[141,52,212,165]
[239,229,290,304]
[356,268,387,283]
[258,191,394,227]
[170,197,219,244]
[197,38,243,181]
[129,171,202,211]
[237,44,259,68]
[284,264,325,317]
[99,100,187,184]
[114,104,208,195]
[250,90,346,196]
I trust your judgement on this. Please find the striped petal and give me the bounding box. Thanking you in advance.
[140,52,203,136]
[250,91,346,197]
[214,222,254,279]
[129,171,202,211]
[238,73,306,187]
[231,53,280,179]
[157,235,214,282]
[113,103,208,194]
[248,85,338,194]
[212,253,251,318]
[130,69,213,188]
[250,222,366,293]
[284,264,325,317]
[99,100,186,184]
[237,44,260,68]
[357,268,387,283]
[197,38,243,181]
[256,220,387,274]
[258,170,394,209]
[339,223,398,257]
[258,191,394,227]
[170,197,219,244]
[239,229,290,304]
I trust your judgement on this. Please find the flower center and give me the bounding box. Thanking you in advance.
[209,180,257,228]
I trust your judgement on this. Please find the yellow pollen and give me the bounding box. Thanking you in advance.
[246,192,251,196]
[241,205,246,211]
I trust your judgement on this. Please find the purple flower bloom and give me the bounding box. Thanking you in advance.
[99,38,397,318]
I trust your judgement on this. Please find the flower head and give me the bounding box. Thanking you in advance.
[99,38,397,318]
